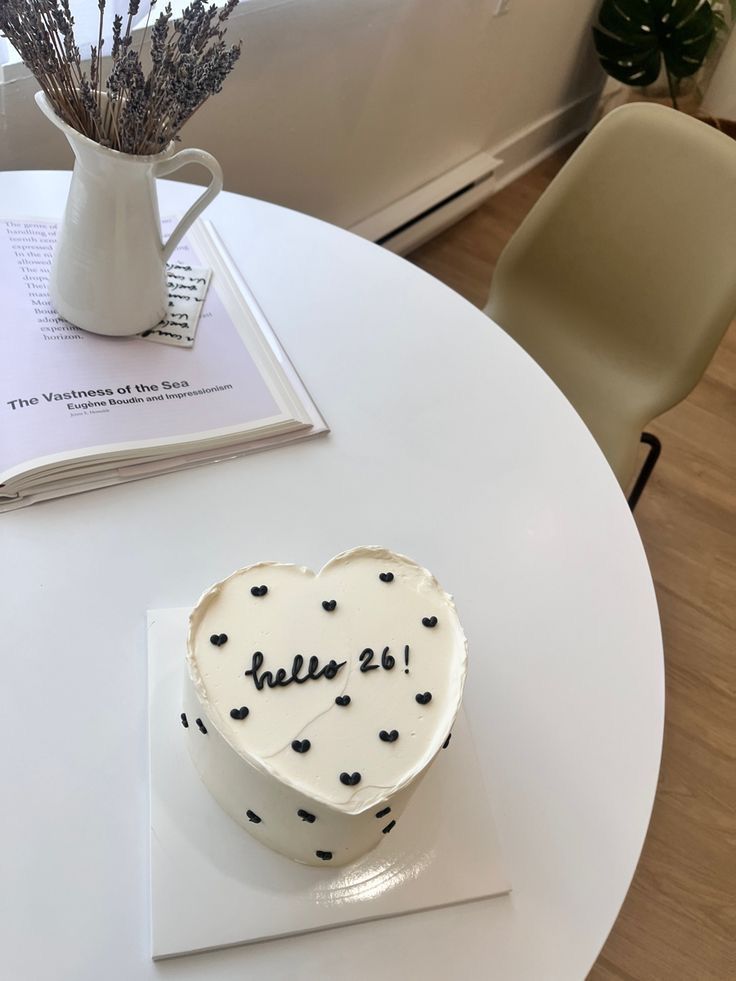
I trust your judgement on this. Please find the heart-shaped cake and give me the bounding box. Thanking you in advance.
[182,547,468,867]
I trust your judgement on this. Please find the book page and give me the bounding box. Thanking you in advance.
[0,219,292,484]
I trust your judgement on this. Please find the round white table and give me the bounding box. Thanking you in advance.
[1,172,664,981]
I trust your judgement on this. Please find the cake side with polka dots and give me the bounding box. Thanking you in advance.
[182,546,468,867]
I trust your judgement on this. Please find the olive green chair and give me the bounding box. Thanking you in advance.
[485,102,736,508]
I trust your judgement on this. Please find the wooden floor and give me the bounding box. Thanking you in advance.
[409,146,736,981]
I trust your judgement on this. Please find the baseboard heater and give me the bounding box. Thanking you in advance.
[349,150,502,255]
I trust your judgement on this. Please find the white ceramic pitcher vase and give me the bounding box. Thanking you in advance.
[36,91,223,337]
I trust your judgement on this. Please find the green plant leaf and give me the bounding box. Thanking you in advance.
[667,0,701,21]
[592,25,663,85]
[663,2,716,77]
[593,0,716,88]
[598,0,651,41]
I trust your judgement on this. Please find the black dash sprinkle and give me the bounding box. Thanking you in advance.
[375,807,391,819]
[298,809,316,823]
[230,706,250,720]
[421,616,438,628]
[382,820,396,834]
[379,729,399,743]
[415,692,432,705]
[443,733,452,749]
[209,633,228,646]
[292,739,311,754]
[335,695,351,706]
[250,585,268,596]
[379,572,394,582]
[339,771,361,786]
[322,599,337,611]
[316,850,332,861]
[180,713,188,728]
[246,809,262,824]
[195,718,207,734]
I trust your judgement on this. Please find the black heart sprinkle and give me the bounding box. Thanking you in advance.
[316,850,333,861]
[422,616,438,628]
[250,585,268,597]
[443,733,452,749]
[339,771,361,786]
[209,633,228,646]
[292,739,311,754]
[375,807,391,819]
[335,695,351,707]
[195,717,207,734]
[180,713,188,728]
[379,572,394,582]
[379,729,399,743]
[297,809,316,823]
[322,599,337,611]
[415,692,432,705]
[246,809,261,824]
[230,706,249,720]
[382,820,396,834]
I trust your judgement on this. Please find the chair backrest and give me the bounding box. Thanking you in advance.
[485,103,736,486]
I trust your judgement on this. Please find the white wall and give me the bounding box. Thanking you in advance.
[0,0,604,228]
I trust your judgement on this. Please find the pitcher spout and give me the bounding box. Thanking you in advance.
[35,90,176,173]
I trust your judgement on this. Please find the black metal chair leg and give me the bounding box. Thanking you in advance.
[627,432,661,511]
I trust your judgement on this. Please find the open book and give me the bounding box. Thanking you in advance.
[0,218,327,511]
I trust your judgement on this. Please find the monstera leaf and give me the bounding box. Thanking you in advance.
[593,0,716,98]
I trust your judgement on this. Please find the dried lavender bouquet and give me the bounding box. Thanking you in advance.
[0,0,242,155]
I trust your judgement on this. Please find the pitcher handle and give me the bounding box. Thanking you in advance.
[153,148,223,262]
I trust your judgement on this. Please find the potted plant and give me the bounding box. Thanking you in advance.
[592,0,718,110]
[0,1,242,336]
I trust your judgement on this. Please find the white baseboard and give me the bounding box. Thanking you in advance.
[350,151,501,255]
[378,171,499,255]
[350,87,604,255]
[490,87,602,194]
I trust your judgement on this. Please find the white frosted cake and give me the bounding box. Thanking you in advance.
[182,546,467,867]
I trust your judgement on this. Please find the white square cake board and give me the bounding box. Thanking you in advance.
[148,608,511,960]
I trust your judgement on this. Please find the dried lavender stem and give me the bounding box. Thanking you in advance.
[96,1,105,112]
[1,0,241,155]
[137,0,155,57]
